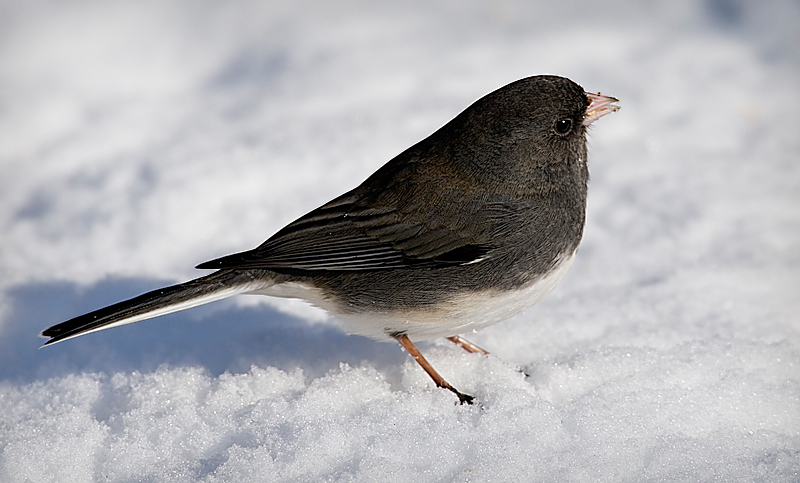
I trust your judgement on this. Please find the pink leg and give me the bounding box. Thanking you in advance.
[447,335,489,355]
[394,334,474,404]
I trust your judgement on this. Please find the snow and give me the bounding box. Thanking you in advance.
[1,1,799,481]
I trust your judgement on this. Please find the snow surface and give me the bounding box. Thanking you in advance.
[1,1,799,481]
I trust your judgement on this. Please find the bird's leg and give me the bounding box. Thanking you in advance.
[448,335,532,378]
[394,334,474,404]
[448,335,528,376]
[446,335,489,355]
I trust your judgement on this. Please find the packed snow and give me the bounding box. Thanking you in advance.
[1,1,799,481]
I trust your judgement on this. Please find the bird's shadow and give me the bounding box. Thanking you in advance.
[0,277,407,384]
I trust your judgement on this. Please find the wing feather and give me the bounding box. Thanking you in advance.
[197,162,495,272]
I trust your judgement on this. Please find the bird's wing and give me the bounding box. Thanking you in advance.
[196,186,493,272]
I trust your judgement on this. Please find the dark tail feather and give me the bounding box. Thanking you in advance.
[40,271,268,346]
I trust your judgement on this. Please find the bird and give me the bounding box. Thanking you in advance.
[41,75,619,404]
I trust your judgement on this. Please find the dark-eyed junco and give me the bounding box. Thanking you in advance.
[42,75,619,404]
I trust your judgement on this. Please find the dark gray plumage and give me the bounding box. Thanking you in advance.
[42,75,619,403]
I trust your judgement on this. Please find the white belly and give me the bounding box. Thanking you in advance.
[250,251,577,341]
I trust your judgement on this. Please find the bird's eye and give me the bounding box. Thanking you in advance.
[555,118,572,135]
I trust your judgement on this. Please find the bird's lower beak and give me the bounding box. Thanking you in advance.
[583,92,620,126]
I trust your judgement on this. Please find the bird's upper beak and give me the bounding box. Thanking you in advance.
[583,92,620,126]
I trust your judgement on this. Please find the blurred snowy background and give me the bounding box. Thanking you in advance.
[1,1,799,481]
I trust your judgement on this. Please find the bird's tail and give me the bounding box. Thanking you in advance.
[40,270,271,346]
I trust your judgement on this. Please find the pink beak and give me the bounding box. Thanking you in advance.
[583,92,620,126]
